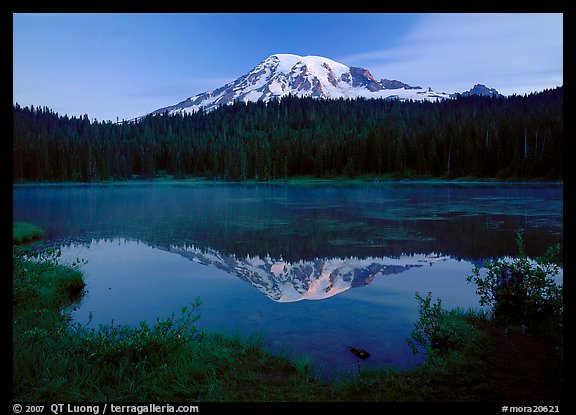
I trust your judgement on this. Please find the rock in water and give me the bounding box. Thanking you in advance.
[347,346,370,359]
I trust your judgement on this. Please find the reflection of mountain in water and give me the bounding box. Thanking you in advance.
[169,245,449,302]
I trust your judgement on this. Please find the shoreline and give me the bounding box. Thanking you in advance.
[12,175,564,187]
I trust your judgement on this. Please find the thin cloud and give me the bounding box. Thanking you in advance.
[338,13,563,94]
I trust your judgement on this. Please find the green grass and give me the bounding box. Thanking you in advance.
[13,221,44,245]
[12,223,562,402]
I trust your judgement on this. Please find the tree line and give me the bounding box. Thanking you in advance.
[13,87,563,182]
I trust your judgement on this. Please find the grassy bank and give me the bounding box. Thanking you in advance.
[14,173,563,187]
[13,221,44,245]
[12,222,563,402]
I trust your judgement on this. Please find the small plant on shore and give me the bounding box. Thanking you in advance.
[406,291,475,357]
[466,232,563,328]
[73,299,205,367]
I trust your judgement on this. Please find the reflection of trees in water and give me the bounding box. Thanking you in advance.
[43,213,563,264]
[16,184,562,262]
[155,215,558,262]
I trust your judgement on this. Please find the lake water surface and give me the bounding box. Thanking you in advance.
[12,181,563,377]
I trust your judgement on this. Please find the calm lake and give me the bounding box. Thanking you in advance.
[12,181,563,377]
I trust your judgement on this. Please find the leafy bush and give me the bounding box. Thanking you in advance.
[406,291,476,357]
[467,232,563,327]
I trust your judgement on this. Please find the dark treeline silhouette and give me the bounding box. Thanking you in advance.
[13,87,563,182]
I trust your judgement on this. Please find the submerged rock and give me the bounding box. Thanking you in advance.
[347,346,370,359]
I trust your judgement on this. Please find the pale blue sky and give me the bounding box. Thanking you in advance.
[13,13,563,122]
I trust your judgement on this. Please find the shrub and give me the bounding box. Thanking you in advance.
[466,232,563,327]
[406,291,476,357]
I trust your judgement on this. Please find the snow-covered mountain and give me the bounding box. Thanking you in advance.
[149,54,455,116]
[169,244,449,302]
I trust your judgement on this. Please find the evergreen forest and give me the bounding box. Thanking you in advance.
[13,87,563,183]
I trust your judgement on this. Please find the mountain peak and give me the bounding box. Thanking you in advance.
[454,83,503,98]
[149,54,457,116]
